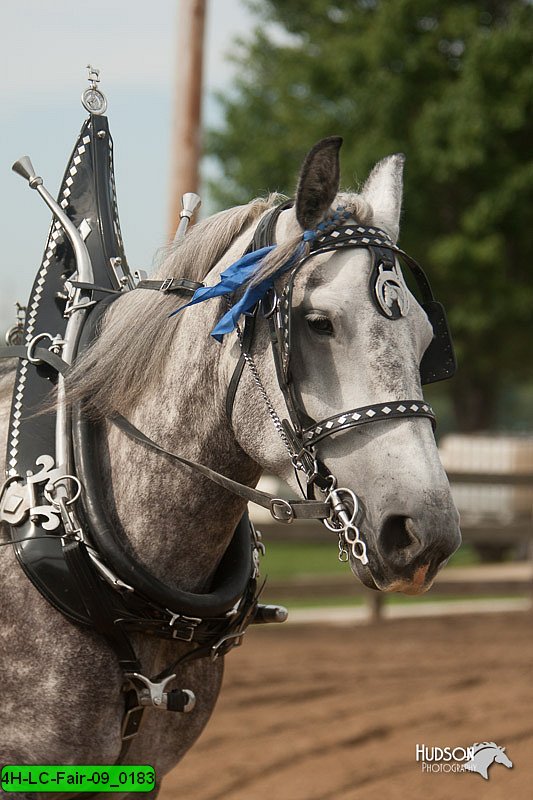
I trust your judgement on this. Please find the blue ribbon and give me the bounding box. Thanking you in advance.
[167,211,355,341]
[170,235,314,342]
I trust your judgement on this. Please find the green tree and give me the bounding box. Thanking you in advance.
[206,0,533,431]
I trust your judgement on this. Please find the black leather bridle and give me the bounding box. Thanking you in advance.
[225,201,456,561]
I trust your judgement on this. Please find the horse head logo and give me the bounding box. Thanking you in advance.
[464,742,513,780]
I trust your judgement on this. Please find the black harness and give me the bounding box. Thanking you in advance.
[1,78,456,762]
[0,105,278,761]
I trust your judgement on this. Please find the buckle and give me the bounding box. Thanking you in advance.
[160,278,174,292]
[269,498,294,524]
[26,332,65,364]
[167,611,202,642]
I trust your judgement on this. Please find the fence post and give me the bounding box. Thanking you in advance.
[366,591,385,623]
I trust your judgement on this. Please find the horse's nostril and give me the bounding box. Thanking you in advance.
[379,515,419,555]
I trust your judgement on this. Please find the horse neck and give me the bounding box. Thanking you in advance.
[102,292,261,593]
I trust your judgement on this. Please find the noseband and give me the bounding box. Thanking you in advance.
[226,201,455,564]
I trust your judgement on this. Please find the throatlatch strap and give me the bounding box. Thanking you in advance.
[226,309,258,423]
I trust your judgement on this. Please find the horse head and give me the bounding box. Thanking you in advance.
[229,137,461,594]
[494,745,513,769]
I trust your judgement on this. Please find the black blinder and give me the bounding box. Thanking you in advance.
[420,300,457,385]
[367,245,457,386]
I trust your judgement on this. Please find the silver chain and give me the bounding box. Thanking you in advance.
[238,337,368,564]
[235,324,296,460]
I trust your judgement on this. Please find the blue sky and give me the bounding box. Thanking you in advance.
[0,0,256,327]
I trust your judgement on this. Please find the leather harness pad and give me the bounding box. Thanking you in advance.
[5,114,128,624]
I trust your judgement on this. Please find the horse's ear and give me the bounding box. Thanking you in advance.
[501,747,506,752]
[362,153,405,243]
[295,136,342,230]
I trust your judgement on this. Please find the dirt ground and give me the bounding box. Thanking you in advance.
[160,611,532,800]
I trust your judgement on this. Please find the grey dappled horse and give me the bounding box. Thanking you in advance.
[0,139,460,797]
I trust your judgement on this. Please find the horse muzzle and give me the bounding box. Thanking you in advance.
[349,509,462,595]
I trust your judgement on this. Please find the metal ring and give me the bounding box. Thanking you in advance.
[338,547,349,563]
[81,87,107,115]
[26,332,55,364]
[323,487,359,532]
[269,498,294,524]
[342,525,360,544]
[323,515,344,533]
[44,474,82,507]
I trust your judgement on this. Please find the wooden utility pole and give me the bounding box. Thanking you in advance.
[169,0,206,239]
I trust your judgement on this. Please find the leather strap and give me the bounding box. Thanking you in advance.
[0,345,330,522]
[136,278,204,293]
[62,537,141,672]
[111,413,330,523]
[225,201,293,423]
[302,400,436,447]
[0,344,69,374]
[226,309,258,423]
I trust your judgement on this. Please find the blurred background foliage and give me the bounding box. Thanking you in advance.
[206,0,533,433]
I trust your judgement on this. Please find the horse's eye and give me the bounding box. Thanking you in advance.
[306,313,334,336]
